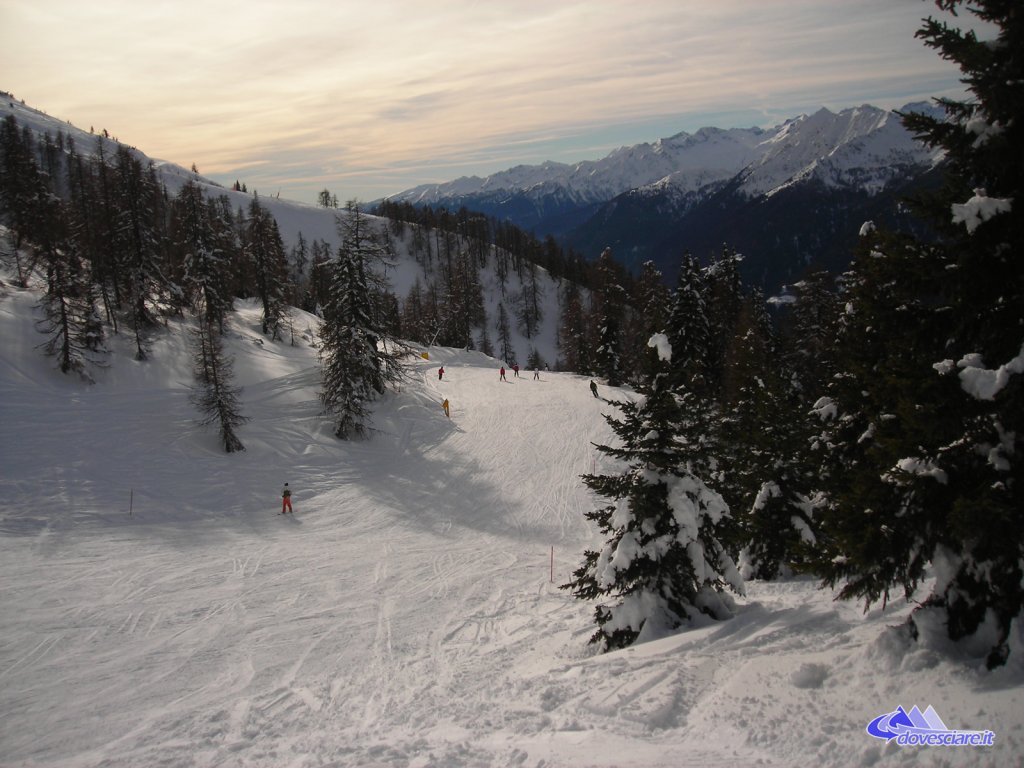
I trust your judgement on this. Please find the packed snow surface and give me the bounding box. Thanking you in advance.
[1,281,1022,767]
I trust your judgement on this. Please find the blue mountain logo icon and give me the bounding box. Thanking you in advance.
[867,706,994,747]
[868,705,946,739]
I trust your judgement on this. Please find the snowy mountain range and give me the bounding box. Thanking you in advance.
[387,103,947,289]
[5,94,946,295]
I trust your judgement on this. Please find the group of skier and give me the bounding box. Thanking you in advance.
[497,364,540,381]
[439,364,599,420]
[278,369,601,515]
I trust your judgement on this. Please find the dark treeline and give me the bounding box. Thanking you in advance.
[375,198,677,377]
[373,198,643,371]
[374,199,598,290]
[0,116,301,357]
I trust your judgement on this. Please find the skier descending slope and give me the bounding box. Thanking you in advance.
[281,482,293,514]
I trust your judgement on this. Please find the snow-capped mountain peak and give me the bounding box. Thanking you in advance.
[390,103,943,208]
[739,104,941,197]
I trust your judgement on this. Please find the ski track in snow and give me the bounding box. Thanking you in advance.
[1,292,1023,767]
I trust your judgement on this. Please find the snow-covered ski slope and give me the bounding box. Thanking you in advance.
[1,281,1022,768]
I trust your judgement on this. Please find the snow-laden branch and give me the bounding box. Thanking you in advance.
[965,114,1005,148]
[955,343,1024,400]
[811,396,837,422]
[951,189,1012,234]
[892,457,948,485]
[647,332,672,362]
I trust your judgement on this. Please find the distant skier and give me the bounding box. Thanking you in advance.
[281,483,293,514]
[499,366,507,381]
[513,364,520,378]
[590,380,599,398]
[442,398,450,418]
[438,366,445,381]
[533,367,540,380]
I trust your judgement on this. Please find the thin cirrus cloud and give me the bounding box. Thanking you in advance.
[1,0,968,203]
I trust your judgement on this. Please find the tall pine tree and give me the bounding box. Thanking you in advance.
[173,181,232,332]
[594,248,625,386]
[665,253,710,394]
[190,318,246,453]
[244,195,289,339]
[319,202,404,439]
[811,1,1024,668]
[564,335,744,650]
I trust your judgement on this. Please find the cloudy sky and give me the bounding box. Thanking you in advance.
[2,1,969,204]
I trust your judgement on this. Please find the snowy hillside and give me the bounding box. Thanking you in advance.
[0,96,345,250]
[0,97,569,369]
[2,269,1022,767]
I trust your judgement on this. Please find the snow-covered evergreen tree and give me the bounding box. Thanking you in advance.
[594,247,625,386]
[720,293,819,579]
[626,260,671,383]
[111,147,170,360]
[808,229,951,625]
[665,253,710,394]
[338,201,404,386]
[515,258,543,339]
[564,335,744,650]
[898,0,1022,668]
[319,242,375,440]
[64,141,116,330]
[444,249,486,348]
[319,202,404,439]
[810,2,1023,668]
[244,195,289,340]
[783,269,841,398]
[173,181,232,333]
[30,172,105,380]
[704,246,744,398]
[496,301,514,365]
[0,114,43,285]
[189,318,246,453]
[402,279,429,344]
[720,298,776,526]
[306,237,333,313]
[289,230,309,303]
[726,270,843,580]
[557,282,590,374]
